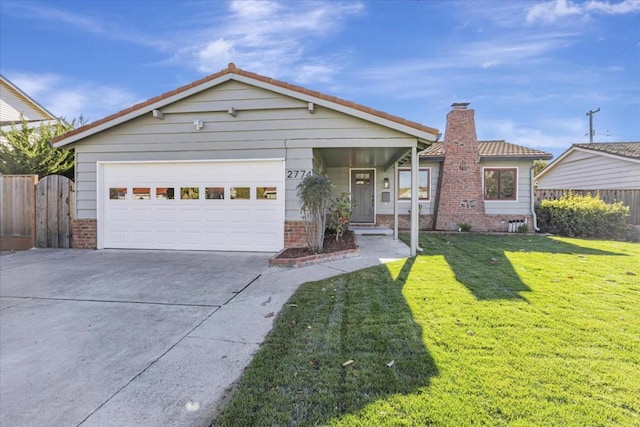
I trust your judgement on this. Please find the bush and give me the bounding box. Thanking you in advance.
[297,174,334,252]
[458,222,472,232]
[536,192,629,239]
[327,192,356,241]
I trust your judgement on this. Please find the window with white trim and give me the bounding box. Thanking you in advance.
[397,168,430,200]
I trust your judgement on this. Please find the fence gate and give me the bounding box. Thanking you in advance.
[0,174,38,250]
[35,175,74,248]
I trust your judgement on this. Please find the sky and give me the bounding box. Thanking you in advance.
[1,0,639,160]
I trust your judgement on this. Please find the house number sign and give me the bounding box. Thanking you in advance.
[286,169,312,179]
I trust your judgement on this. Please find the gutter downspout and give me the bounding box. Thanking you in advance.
[530,166,540,231]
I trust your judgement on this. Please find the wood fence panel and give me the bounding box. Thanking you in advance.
[0,175,37,250]
[35,175,73,248]
[535,189,640,224]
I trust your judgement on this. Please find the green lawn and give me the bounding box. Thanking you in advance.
[215,234,640,426]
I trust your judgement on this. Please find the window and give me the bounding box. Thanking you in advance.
[398,169,429,200]
[132,187,150,200]
[156,187,175,200]
[354,172,371,185]
[484,168,517,200]
[109,188,127,200]
[230,187,250,200]
[180,187,200,200]
[257,187,277,199]
[205,187,225,200]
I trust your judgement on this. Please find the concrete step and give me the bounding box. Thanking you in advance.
[349,226,394,236]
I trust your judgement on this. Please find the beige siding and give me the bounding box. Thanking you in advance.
[482,160,534,215]
[0,85,50,122]
[536,150,639,190]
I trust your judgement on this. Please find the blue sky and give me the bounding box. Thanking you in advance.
[1,0,639,159]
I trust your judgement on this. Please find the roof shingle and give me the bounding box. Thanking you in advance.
[573,142,640,160]
[421,140,552,159]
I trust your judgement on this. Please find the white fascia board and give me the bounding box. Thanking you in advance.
[534,146,574,180]
[52,73,235,148]
[230,74,439,143]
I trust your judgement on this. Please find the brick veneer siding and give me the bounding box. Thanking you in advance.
[284,221,307,248]
[72,219,97,249]
[435,104,488,231]
[376,214,433,230]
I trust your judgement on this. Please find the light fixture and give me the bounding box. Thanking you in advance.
[193,119,204,130]
[383,177,390,189]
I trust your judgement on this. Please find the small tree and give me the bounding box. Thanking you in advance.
[533,160,548,177]
[0,116,79,178]
[297,174,334,252]
[328,192,356,241]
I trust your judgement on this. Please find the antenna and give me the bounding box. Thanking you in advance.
[585,108,600,143]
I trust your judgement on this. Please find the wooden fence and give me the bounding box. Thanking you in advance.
[535,189,640,225]
[0,175,37,250]
[0,174,74,250]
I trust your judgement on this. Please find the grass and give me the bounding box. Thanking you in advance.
[215,234,640,426]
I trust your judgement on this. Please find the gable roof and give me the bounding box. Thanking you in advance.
[572,142,640,160]
[52,63,439,148]
[536,142,640,179]
[0,74,56,125]
[421,140,553,160]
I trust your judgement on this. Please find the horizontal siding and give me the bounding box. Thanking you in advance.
[483,160,534,215]
[537,151,639,189]
[74,80,412,219]
[0,88,49,122]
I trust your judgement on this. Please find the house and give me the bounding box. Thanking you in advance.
[51,64,551,254]
[0,74,57,131]
[535,142,640,224]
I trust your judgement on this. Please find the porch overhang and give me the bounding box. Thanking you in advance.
[314,140,430,169]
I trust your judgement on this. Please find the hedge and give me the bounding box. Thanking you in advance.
[536,192,629,239]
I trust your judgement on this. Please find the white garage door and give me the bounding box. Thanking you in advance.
[100,160,284,251]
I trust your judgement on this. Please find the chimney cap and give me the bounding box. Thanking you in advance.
[451,102,470,110]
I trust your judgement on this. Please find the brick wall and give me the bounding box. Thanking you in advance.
[72,219,97,249]
[284,220,307,248]
[435,103,488,231]
[376,214,433,230]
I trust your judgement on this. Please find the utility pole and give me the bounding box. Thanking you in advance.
[585,108,600,143]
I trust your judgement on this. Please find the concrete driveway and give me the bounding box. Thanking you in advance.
[0,249,276,427]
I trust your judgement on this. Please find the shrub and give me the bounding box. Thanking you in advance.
[536,192,629,239]
[327,192,356,241]
[458,222,472,232]
[517,223,529,233]
[297,174,334,252]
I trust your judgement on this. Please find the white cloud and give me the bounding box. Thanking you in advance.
[7,73,139,123]
[480,117,587,151]
[184,0,364,81]
[526,0,640,24]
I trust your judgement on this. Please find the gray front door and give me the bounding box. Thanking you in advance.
[351,169,375,223]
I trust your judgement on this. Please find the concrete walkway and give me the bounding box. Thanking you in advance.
[0,235,409,427]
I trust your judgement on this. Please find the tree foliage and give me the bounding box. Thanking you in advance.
[297,174,334,252]
[0,117,78,178]
[533,160,548,176]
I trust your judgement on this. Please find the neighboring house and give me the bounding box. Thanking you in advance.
[0,74,57,132]
[535,142,640,224]
[51,64,551,254]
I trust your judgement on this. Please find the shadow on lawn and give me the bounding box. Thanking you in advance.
[418,233,626,301]
[215,256,439,426]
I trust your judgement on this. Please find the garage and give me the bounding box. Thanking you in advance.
[98,160,285,251]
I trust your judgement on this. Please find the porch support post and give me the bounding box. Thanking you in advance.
[393,161,399,240]
[410,145,418,256]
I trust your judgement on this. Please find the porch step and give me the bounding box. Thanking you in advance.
[349,226,394,236]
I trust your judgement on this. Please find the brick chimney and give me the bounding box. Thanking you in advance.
[435,103,487,231]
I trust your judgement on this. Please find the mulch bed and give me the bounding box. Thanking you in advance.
[276,231,357,259]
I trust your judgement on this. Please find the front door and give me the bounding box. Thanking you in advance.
[350,169,375,223]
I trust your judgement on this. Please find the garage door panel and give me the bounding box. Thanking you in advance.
[101,161,284,251]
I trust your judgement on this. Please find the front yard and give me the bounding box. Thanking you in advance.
[215,234,639,426]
